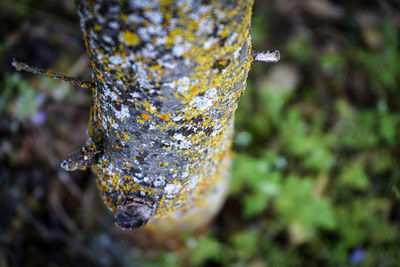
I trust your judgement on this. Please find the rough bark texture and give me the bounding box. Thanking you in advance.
[72,0,253,231]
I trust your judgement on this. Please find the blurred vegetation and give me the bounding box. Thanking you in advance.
[1,0,400,266]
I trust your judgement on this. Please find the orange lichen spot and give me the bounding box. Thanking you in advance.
[249,55,254,61]
[189,86,198,94]
[141,113,150,120]
[219,60,228,67]
[122,31,140,46]
[97,74,104,83]
[45,70,53,76]
[162,22,169,29]
[115,145,120,150]
[159,113,171,121]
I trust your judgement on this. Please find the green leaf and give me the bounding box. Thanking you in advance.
[275,176,337,239]
[243,192,270,218]
[334,111,379,149]
[230,230,259,261]
[303,146,334,173]
[287,37,313,62]
[338,163,369,191]
[378,112,399,145]
[232,153,271,194]
[319,52,346,73]
[191,236,222,266]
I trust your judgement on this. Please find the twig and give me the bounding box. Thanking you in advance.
[12,59,94,89]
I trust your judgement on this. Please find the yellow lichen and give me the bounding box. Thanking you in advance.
[122,31,140,46]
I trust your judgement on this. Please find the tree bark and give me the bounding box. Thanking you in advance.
[73,0,255,232]
[13,0,279,233]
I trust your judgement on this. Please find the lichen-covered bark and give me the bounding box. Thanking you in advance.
[75,0,253,230]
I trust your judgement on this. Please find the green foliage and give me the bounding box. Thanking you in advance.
[190,236,222,266]
[223,14,400,266]
[229,230,259,261]
[334,101,399,150]
[1,0,45,18]
[377,101,399,145]
[287,37,313,62]
[319,52,346,73]
[337,163,369,191]
[352,18,400,92]
[334,198,397,257]
[281,109,335,172]
[334,110,380,149]
[142,252,179,267]
[232,153,281,217]
[275,176,336,230]
[259,81,294,124]
[0,73,41,130]
[251,13,270,46]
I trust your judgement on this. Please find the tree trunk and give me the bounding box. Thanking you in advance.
[71,0,255,233]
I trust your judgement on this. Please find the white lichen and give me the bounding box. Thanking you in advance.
[164,183,182,196]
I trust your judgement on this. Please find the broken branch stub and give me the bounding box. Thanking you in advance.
[60,142,103,171]
[251,50,281,63]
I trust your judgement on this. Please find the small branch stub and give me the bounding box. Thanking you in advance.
[60,142,103,171]
[251,50,280,63]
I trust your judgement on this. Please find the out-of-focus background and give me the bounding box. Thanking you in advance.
[1,0,400,266]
